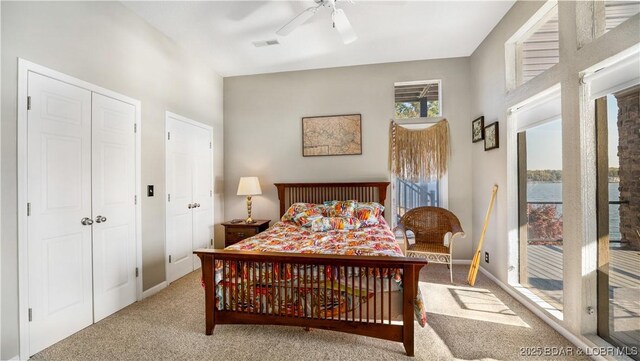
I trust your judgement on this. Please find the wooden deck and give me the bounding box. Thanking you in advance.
[526,245,640,346]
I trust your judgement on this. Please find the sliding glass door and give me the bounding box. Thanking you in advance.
[596,89,640,357]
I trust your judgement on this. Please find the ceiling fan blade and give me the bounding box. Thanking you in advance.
[276,5,320,36]
[332,8,357,44]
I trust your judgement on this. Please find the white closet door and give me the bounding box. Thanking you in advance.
[191,125,213,270]
[166,115,195,283]
[91,93,137,322]
[27,72,93,354]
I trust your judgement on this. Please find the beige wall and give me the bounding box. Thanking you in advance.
[223,58,473,253]
[1,2,224,358]
[470,0,639,344]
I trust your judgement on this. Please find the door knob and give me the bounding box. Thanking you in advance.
[81,217,94,226]
[194,203,200,208]
[188,203,193,209]
[95,215,107,223]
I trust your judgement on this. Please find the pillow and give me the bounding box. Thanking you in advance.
[311,216,361,232]
[292,211,324,227]
[323,200,357,218]
[281,203,325,226]
[355,202,385,226]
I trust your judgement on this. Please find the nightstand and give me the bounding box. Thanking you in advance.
[222,219,270,247]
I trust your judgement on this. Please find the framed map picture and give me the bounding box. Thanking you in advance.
[302,114,362,156]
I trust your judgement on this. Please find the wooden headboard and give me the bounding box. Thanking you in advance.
[274,182,390,216]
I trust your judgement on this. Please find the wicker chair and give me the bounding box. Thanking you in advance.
[395,207,465,283]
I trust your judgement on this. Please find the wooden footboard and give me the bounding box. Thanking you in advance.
[194,249,427,356]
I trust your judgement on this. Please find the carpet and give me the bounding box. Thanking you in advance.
[31,264,587,360]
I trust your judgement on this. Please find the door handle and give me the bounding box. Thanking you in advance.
[95,215,107,223]
[194,203,200,208]
[188,203,193,209]
[81,217,94,226]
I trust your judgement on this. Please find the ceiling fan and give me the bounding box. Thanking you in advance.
[276,0,358,44]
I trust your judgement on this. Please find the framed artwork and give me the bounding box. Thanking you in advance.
[472,116,484,143]
[302,114,362,157]
[484,122,499,151]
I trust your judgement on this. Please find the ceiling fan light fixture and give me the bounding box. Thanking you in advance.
[332,8,357,44]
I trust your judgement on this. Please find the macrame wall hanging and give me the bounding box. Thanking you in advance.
[389,119,450,182]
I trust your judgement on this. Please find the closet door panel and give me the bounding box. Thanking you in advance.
[27,72,93,355]
[191,125,213,269]
[91,93,137,322]
[166,116,195,283]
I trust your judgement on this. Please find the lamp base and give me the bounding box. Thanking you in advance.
[245,196,255,223]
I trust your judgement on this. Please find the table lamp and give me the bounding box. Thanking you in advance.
[236,177,262,223]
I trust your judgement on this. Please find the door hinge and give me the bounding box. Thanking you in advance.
[134,123,137,133]
[210,238,213,246]
[168,194,171,202]
[27,96,32,110]
[135,267,139,277]
[134,195,137,205]
[27,202,31,216]
[210,190,213,197]
[28,308,32,322]
[169,255,172,263]
[209,142,212,149]
[167,132,171,140]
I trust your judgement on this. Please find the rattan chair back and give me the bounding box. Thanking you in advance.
[399,206,463,246]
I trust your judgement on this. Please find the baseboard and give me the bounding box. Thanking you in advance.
[452,259,471,265]
[478,267,609,361]
[142,281,167,299]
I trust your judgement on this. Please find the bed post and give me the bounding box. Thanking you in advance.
[199,253,216,335]
[275,184,286,216]
[402,264,417,356]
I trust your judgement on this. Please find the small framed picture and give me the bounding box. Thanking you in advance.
[472,116,484,143]
[484,122,499,151]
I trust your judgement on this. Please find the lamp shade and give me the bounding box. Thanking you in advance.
[237,177,262,196]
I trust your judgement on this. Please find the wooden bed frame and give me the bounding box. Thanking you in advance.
[194,182,428,356]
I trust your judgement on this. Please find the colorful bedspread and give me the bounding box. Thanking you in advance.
[227,218,403,256]
[215,219,427,326]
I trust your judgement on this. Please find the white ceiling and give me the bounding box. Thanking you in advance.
[124,1,515,77]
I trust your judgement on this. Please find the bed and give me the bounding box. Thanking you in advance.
[194,182,428,356]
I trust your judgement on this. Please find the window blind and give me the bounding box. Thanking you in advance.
[512,86,562,132]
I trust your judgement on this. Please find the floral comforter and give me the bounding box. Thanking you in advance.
[215,219,427,326]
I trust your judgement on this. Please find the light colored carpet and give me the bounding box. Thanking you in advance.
[32,264,587,361]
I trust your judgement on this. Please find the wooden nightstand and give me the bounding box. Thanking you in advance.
[222,219,270,247]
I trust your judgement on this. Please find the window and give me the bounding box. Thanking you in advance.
[392,81,445,224]
[506,1,559,88]
[518,119,564,314]
[390,122,447,226]
[585,50,640,353]
[394,80,441,119]
[394,171,441,225]
[511,85,564,318]
[595,92,640,351]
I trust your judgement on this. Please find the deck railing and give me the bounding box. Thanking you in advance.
[394,179,437,223]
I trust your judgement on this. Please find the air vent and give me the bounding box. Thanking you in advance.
[252,39,280,48]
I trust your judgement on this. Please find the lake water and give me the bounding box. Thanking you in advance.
[527,182,621,241]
